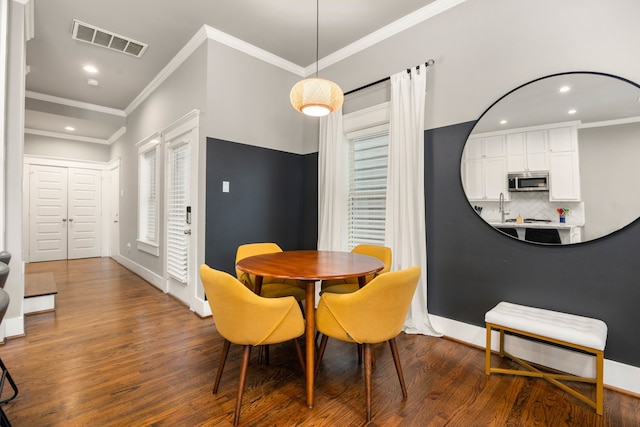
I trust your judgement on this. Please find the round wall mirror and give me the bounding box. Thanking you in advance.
[461,72,640,244]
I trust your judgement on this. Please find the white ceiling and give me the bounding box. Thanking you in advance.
[24,0,443,144]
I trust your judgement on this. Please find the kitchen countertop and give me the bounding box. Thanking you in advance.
[488,221,584,229]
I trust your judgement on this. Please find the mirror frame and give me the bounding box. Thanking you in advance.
[462,71,640,245]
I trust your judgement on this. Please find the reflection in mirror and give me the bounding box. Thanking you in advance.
[461,72,640,244]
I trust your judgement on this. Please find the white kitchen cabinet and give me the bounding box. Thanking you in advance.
[548,126,577,152]
[549,151,581,201]
[465,135,506,160]
[463,156,508,201]
[548,126,581,201]
[463,135,508,201]
[506,131,548,172]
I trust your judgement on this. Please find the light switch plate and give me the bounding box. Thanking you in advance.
[222,181,230,193]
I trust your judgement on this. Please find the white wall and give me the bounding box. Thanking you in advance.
[204,39,308,154]
[579,122,640,241]
[4,0,25,332]
[25,133,110,162]
[320,0,640,139]
[110,43,208,277]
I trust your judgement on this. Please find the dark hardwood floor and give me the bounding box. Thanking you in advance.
[0,258,638,426]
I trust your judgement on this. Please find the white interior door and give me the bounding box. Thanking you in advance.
[164,115,198,307]
[28,164,103,262]
[67,168,102,259]
[29,165,68,262]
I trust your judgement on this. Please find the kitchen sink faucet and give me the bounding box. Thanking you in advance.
[499,192,509,223]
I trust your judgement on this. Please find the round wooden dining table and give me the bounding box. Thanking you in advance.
[236,250,384,408]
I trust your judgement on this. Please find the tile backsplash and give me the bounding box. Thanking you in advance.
[472,192,584,224]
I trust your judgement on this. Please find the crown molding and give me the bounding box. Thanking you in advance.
[25,128,109,145]
[25,91,126,116]
[125,25,304,115]
[314,0,467,75]
[29,0,466,131]
[108,126,127,144]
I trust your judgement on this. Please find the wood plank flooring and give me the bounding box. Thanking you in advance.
[0,258,638,426]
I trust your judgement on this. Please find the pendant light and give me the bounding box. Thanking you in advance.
[290,0,343,117]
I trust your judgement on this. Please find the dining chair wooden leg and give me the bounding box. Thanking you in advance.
[213,339,231,394]
[293,338,305,374]
[234,345,252,426]
[257,345,270,365]
[315,334,329,380]
[364,343,373,422]
[388,338,408,398]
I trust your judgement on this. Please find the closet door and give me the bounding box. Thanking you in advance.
[67,168,102,259]
[28,165,102,262]
[29,165,68,262]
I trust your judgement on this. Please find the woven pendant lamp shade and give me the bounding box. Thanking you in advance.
[290,77,344,117]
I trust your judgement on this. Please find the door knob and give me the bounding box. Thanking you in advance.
[184,229,191,235]
[62,218,67,222]
[69,218,73,222]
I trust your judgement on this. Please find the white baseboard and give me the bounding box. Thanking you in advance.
[113,255,212,317]
[429,314,640,396]
[4,316,24,338]
[114,254,165,292]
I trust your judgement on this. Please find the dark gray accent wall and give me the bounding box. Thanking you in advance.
[204,138,314,275]
[204,127,640,367]
[425,122,640,367]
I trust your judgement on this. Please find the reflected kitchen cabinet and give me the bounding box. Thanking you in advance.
[463,136,508,201]
[506,130,548,172]
[549,125,581,201]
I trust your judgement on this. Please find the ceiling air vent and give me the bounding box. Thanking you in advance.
[71,20,148,58]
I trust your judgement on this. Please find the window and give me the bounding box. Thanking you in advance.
[137,135,160,256]
[347,131,389,248]
[166,141,189,282]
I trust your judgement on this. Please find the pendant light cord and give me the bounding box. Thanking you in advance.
[315,0,319,78]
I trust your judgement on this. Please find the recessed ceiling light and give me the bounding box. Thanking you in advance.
[500,120,508,125]
[87,78,99,86]
[568,109,577,114]
[65,126,75,131]
[83,65,98,73]
[559,86,571,93]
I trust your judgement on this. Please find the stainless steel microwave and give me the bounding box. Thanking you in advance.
[508,171,549,192]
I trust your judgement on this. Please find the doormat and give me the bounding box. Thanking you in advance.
[25,272,58,298]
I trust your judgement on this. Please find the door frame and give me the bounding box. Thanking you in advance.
[161,110,201,312]
[23,156,114,262]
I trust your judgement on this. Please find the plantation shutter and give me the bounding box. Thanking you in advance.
[167,142,189,283]
[347,132,389,248]
[143,149,157,243]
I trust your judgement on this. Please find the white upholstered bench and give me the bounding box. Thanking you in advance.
[485,301,607,415]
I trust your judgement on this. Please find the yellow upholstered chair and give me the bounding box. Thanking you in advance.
[320,244,392,295]
[236,243,306,300]
[315,266,420,422]
[200,264,305,426]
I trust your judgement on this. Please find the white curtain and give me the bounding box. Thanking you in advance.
[317,108,348,251]
[387,65,441,336]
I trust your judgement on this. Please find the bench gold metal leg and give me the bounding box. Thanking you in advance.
[596,350,604,415]
[485,324,492,376]
[485,322,604,415]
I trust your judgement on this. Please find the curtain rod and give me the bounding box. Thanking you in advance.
[343,59,435,96]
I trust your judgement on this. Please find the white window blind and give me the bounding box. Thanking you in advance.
[167,142,189,283]
[348,132,389,248]
[139,147,158,244]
